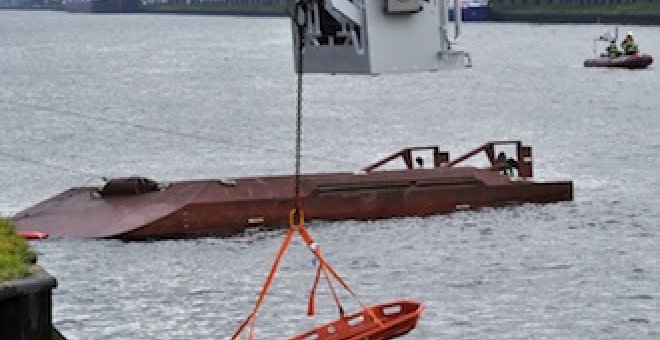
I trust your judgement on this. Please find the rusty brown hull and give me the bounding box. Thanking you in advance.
[13,167,572,240]
[12,142,573,239]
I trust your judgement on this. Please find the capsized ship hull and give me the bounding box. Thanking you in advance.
[13,141,572,240]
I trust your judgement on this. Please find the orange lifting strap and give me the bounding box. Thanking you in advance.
[230,209,419,340]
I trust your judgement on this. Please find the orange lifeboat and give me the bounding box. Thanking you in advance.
[289,301,424,340]
[18,231,49,240]
[230,210,424,340]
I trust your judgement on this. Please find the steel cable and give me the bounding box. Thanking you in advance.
[1,99,358,175]
[294,1,306,212]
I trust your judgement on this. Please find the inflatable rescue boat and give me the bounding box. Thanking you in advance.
[584,53,653,69]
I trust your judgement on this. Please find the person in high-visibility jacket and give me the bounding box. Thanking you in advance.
[606,40,621,58]
[621,31,639,55]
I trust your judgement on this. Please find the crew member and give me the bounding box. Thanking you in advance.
[621,31,639,55]
[606,39,621,58]
[496,152,518,177]
[415,156,424,168]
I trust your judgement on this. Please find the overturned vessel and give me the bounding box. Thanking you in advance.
[13,141,572,240]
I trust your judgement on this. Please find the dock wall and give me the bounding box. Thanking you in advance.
[0,266,64,340]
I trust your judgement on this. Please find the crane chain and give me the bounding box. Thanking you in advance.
[294,1,307,215]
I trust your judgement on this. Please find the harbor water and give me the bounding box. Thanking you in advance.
[1,11,659,339]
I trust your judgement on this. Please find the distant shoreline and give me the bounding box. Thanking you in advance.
[0,6,287,16]
[0,6,62,11]
[489,3,660,25]
[2,5,660,25]
[490,12,660,25]
[139,8,288,17]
